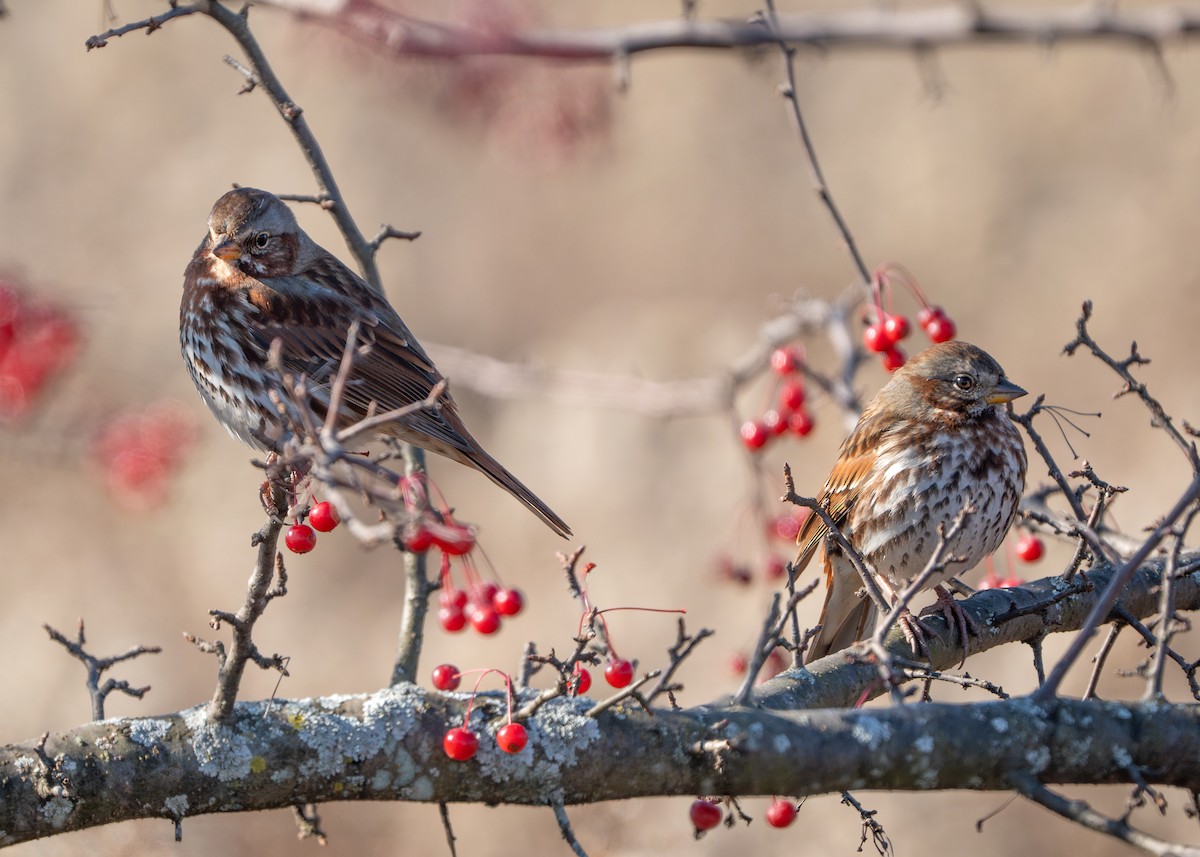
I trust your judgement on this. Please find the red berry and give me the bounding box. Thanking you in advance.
[470,605,501,635]
[433,523,475,556]
[765,557,787,581]
[771,513,802,541]
[570,664,592,695]
[729,653,748,675]
[863,323,889,353]
[977,572,1000,591]
[787,410,814,437]
[778,379,806,412]
[770,347,799,375]
[308,501,340,532]
[440,588,469,609]
[999,575,1026,588]
[404,526,435,553]
[496,722,528,754]
[690,799,722,832]
[604,657,634,688]
[438,604,466,632]
[1016,534,1045,563]
[740,420,769,451]
[431,663,461,691]
[882,314,910,344]
[493,587,524,617]
[762,409,788,436]
[443,727,479,761]
[474,581,500,607]
[917,305,938,328]
[881,347,906,372]
[925,313,956,343]
[285,524,317,554]
[765,798,797,828]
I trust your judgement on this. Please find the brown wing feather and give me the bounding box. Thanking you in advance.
[238,273,572,537]
[793,427,878,574]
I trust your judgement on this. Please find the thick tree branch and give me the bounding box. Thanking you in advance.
[1,689,1198,847]
[749,549,1200,711]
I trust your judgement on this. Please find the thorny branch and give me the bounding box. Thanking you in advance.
[1012,772,1200,857]
[1035,304,1200,701]
[43,621,161,721]
[192,481,292,723]
[248,1,1200,69]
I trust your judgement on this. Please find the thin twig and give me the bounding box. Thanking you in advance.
[552,803,590,857]
[1147,504,1200,700]
[1012,772,1200,857]
[85,4,198,49]
[1082,623,1123,701]
[763,1,870,285]
[439,802,457,857]
[43,620,161,721]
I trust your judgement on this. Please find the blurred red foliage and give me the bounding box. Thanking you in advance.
[0,276,80,422]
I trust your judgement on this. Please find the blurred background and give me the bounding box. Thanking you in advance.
[2,0,1200,854]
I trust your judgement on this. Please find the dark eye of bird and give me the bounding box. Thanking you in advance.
[954,374,975,391]
[254,231,270,250]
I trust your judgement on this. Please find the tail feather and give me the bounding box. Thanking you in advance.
[804,562,877,665]
[466,446,572,538]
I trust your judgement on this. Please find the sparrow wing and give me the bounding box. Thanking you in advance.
[793,418,879,574]
[239,269,478,456]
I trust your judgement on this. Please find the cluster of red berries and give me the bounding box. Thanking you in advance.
[433,666,530,761]
[438,563,525,636]
[91,401,198,510]
[689,797,797,835]
[739,346,815,453]
[397,473,477,556]
[860,265,957,372]
[284,500,341,554]
[0,279,79,423]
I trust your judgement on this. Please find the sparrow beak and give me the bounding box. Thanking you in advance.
[986,379,1027,405]
[211,235,241,262]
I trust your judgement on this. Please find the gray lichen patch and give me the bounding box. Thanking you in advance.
[183,705,253,782]
[38,796,73,829]
[465,696,600,804]
[127,718,172,748]
[163,794,189,818]
[851,715,892,750]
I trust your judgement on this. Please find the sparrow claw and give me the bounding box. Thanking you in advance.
[896,610,936,660]
[934,584,979,666]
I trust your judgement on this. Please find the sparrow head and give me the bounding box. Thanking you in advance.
[883,340,1026,420]
[206,187,301,277]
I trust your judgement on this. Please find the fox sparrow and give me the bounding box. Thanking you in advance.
[796,340,1026,663]
[180,187,571,537]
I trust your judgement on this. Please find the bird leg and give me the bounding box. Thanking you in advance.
[933,583,980,665]
[896,610,935,660]
[875,576,938,660]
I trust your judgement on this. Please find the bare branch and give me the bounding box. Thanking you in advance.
[206,480,292,722]
[44,620,161,720]
[253,1,1200,62]
[1012,772,1200,857]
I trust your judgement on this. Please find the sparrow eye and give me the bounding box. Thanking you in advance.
[954,374,976,391]
[254,231,270,249]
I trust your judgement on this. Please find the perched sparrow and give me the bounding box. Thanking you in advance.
[180,187,571,538]
[796,341,1026,663]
